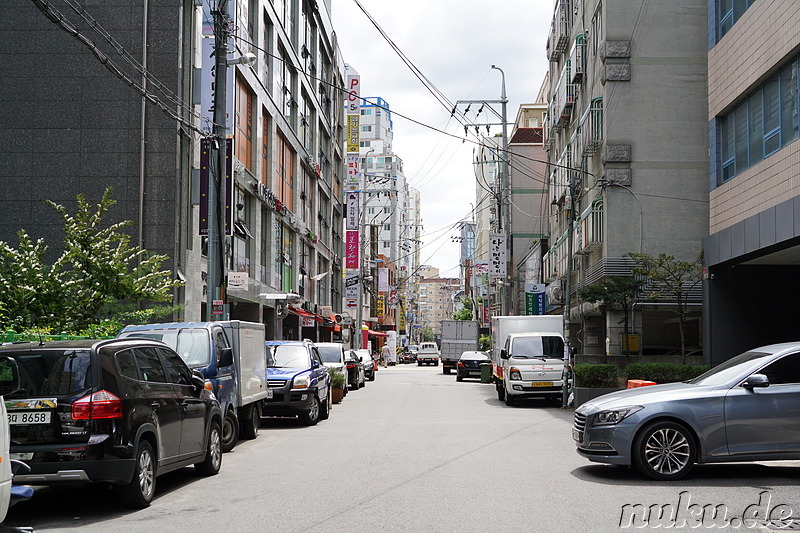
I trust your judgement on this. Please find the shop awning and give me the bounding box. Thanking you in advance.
[288,306,324,322]
[367,330,389,337]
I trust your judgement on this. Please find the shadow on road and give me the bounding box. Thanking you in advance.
[4,467,208,529]
[571,462,800,486]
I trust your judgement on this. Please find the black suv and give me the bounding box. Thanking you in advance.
[0,338,223,508]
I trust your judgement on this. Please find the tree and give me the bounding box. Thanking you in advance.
[630,252,703,360]
[420,326,435,342]
[452,298,474,320]
[0,188,184,332]
[579,276,643,354]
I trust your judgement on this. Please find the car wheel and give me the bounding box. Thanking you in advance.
[417,361,422,366]
[368,371,375,381]
[195,419,222,476]
[496,383,506,401]
[299,395,321,426]
[504,389,516,406]
[320,390,331,420]
[456,374,463,382]
[434,361,439,367]
[119,440,156,508]
[444,367,450,375]
[240,403,260,440]
[632,421,696,481]
[221,408,239,453]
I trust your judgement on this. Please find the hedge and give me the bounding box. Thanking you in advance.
[624,363,708,384]
[573,363,619,388]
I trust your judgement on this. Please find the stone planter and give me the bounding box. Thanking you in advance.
[573,387,624,408]
[331,386,345,404]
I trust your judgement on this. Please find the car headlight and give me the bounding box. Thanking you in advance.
[509,367,522,380]
[292,373,311,389]
[592,406,643,426]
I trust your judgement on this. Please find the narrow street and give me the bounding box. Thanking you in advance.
[7,365,799,532]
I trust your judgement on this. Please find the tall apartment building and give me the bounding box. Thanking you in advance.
[542,0,709,356]
[0,0,347,340]
[704,0,800,365]
[417,274,460,338]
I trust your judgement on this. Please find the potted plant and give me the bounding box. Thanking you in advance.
[328,368,346,404]
[572,363,623,407]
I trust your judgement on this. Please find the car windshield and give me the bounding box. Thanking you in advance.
[268,345,309,368]
[687,350,773,386]
[7,350,92,397]
[121,328,211,367]
[317,346,343,363]
[510,336,564,359]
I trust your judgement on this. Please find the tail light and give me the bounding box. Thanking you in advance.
[72,390,123,420]
[457,361,465,368]
[346,363,355,369]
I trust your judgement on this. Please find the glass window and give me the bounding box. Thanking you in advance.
[748,91,763,162]
[116,349,139,380]
[781,61,799,147]
[10,350,92,396]
[763,74,781,155]
[734,104,749,176]
[133,347,167,383]
[759,353,800,385]
[160,349,193,386]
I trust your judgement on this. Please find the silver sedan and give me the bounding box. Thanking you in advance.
[573,342,800,480]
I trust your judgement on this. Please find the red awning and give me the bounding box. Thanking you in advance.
[288,306,324,322]
[368,330,389,337]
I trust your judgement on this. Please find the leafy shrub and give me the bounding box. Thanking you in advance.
[624,363,708,383]
[573,363,619,388]
[328,367,345,388]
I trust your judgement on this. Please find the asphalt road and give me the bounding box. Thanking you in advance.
[5,364,799,532]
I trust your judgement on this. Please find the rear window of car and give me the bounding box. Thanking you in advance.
[317,346,343,363]
[7,350,92,397]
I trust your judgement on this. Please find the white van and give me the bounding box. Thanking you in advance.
[0,356,22,522]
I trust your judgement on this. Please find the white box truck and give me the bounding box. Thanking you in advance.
[440,320,479,375]
[491,315,567,406]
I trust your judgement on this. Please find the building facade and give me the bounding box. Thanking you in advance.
[703,0,800,365]
[542,0,709,356]
[0,0,347,340]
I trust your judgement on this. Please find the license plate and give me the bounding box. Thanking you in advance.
[531,381,553,387]
[8,411,51,425]
[572,429,583,442]
[266,390,274,399]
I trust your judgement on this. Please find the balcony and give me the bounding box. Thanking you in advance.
[574,200,603,255]
[568,34,586,84]
[554,60,577,128]
[579,98,603,156]
[546,0,572,61]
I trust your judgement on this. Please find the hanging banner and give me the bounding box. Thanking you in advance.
[524,283,546,315]
[376,294,385,318]
[346,154,360,191]
[378,267,389,292]
[346,231,359,269]
[346,74,361,114]
[346,192,359,230]
[345,270,359,308]
[347,115,360,153]
[488,233,507,279]
[199,137,233,236]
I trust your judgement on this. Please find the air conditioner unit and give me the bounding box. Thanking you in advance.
[546,282,565,305]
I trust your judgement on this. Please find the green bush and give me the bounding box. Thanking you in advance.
[573,363,619,388]
[328,367,345,388]
[624,363,708,383]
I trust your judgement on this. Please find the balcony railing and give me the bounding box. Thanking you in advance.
[546,0,572,61]
[554,60,576,127]
[575,199,603,255]
[580,98,603,156]
[568,34,586,84]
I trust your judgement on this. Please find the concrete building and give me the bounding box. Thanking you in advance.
[417,275,460,338]
[703,0,800,365]
[542,0,709,356]
[0,0,347,340]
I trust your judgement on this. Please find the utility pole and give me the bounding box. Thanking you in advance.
[491,66,511,316]
[562,171,578,407]
[206,0,230,321]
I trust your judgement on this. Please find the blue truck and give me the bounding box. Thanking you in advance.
[119,321,268,452]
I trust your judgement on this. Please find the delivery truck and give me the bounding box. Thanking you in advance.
[491,315,567,406]
[119,320,268,452]
[440,320,479,375]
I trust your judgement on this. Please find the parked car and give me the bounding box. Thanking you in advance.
[352,349,376,381]
[0,339,222,508]
[456,350,490,382]
[264,340,331,425]
[574,342,800,480]
[315,342,349,397]
[345,350,366,390]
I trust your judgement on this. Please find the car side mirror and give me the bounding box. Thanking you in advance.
[218,347,234,368]
[742,373,769,389]
[191,369,206,392]
[0,356,20,396]
[500,349,509,360]
[312,360,320,369]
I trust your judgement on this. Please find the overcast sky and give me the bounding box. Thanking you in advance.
[332,0,553,277]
